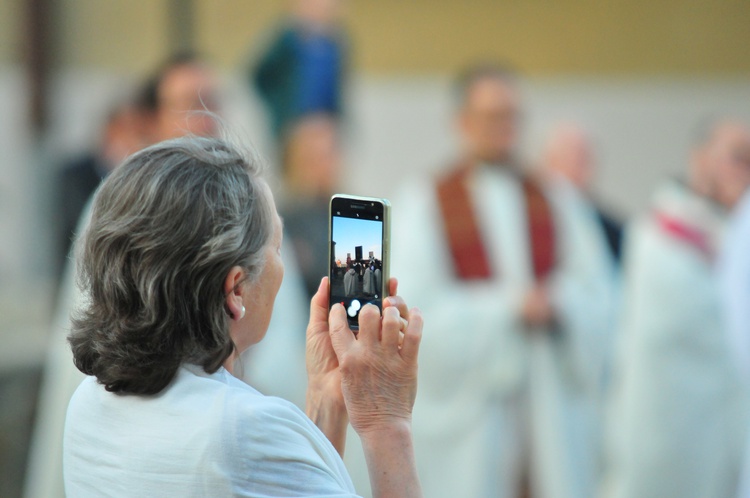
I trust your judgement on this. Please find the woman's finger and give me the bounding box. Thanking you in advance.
[328,303,355,357]
[399,307,423,363]
[357,304,381,346]
[383,295,410,324]
[381,306,402,351]
[307,277,330,337]
[387,277,398,298]
[309,277,329,321]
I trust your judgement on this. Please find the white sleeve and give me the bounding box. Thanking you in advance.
[226,395,359,498]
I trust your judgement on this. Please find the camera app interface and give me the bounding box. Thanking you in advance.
[330,203,384,327]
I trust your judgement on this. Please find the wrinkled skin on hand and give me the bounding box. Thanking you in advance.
[328,290,423,436]
[305,277,423,437]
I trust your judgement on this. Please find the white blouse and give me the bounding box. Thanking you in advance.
[63,364,358,497]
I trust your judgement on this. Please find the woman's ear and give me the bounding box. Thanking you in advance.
[224,266,246,321]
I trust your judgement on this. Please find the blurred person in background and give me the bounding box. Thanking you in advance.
[390,64,617,498]
[139,52,220,142]
[540,123,624,264]
[55,101,147,276]
[248,0,349,144]
[729,226,750,498]
[601,119,750,498]
[279,113,342,299]
[719,174,750,383]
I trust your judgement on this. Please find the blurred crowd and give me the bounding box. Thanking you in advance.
[14,0,750,497]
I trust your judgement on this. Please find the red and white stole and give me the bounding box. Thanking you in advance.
[654,212,714,260]
[649,182,725,262]
[436,161,557,281]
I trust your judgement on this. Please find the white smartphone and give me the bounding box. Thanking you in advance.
[328,194,391,331]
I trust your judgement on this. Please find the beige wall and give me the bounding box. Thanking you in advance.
[55,0,170,73]
[345,0,750,75]
[0,0,23,64]
[3,0,750,75]
[195,0,284,68]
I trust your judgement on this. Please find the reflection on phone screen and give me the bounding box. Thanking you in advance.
[329,211,384,328]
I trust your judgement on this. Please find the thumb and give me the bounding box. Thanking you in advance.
[328,303,355,357]
[307,277,329,337]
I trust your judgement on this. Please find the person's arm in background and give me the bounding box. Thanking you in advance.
[57,165,83,275]
[332,27,350,119]
[249,25,292,107]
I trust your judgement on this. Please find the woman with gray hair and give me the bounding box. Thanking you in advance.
[63,136,424,497]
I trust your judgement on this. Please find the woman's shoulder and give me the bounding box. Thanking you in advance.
[179,365,315,436]
[171,366,334,464]
[205,368,358,495]
[66,368,357,496]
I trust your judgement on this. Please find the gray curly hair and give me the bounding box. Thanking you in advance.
[69,135,274,395]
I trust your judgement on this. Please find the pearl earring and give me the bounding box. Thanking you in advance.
[239,306,246,320]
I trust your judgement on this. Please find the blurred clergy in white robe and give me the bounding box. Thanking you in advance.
[391,65,617,498]
[718,153,750,498]
[602,120,750,498]
[720,188,750,381]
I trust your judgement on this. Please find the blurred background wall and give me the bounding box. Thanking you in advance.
[24,0,750,73]
[0,0,748,496]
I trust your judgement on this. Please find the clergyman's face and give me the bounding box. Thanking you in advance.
[710,123,750,209]
[156,63,219,141]
[458,77,520,164]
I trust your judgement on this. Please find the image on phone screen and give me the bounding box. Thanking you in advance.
[329,199,385,329]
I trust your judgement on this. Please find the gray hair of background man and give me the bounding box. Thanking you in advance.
[68,135,275,395]
[690,117,750,208]
[542,123,595,192]
[692,116,726,148]
[453,62,518,107]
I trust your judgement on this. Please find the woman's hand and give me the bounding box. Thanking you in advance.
[328,283,423,438]
[306,277,343,404]
[305,277,347,455]
[328,279,424,497]
[306,277,408,415]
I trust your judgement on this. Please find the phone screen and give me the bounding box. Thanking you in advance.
[329,196,387,330]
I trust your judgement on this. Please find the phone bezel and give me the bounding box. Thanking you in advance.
[328,194,391,331]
